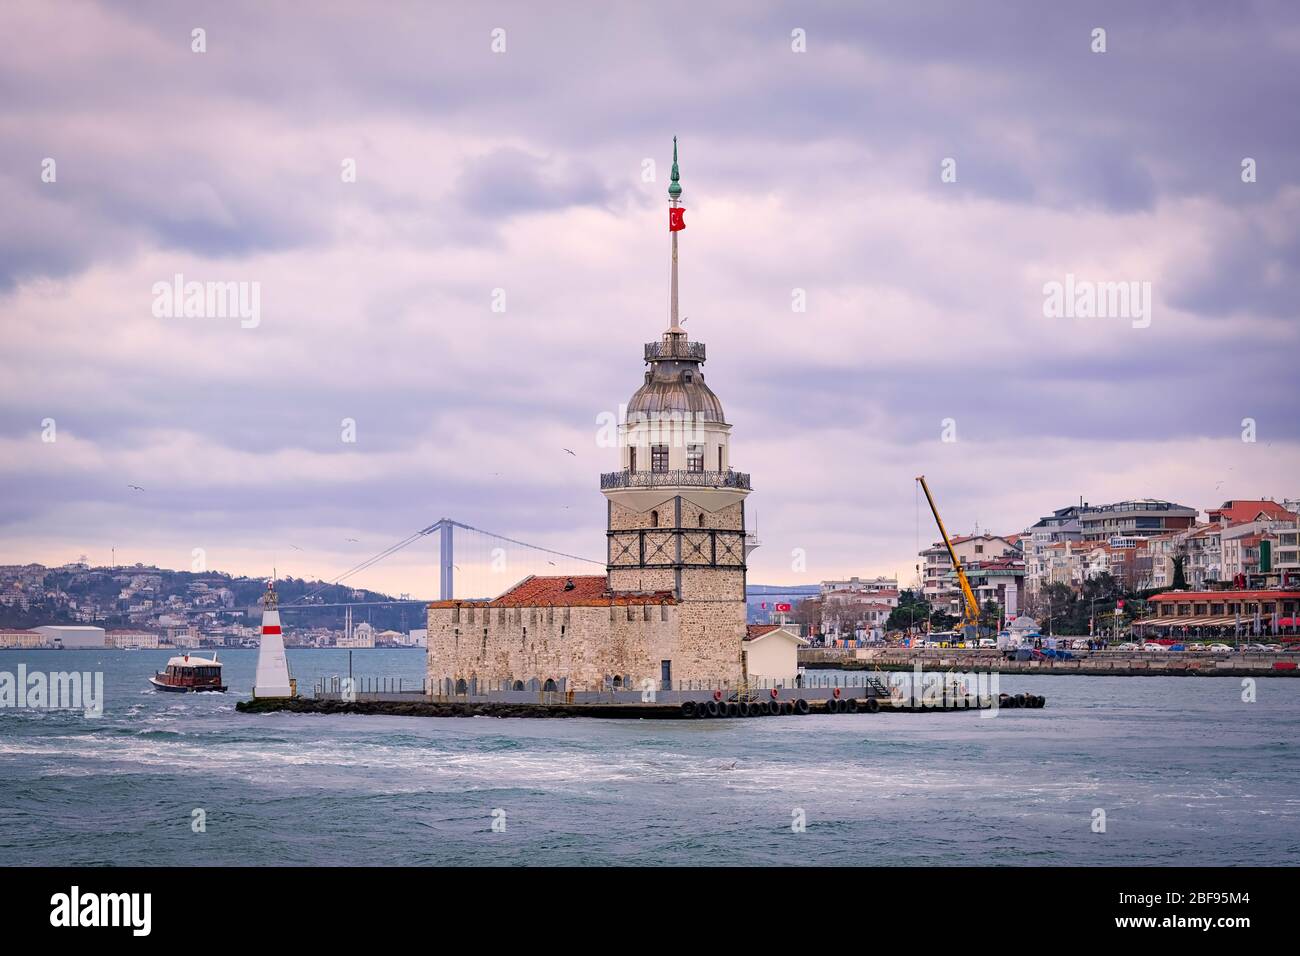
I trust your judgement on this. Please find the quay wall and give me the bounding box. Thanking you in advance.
[800,648,1300,678]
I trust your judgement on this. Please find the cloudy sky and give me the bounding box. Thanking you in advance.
[2,0,1298,598]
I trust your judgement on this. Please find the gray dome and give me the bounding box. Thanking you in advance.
[627,362,725,423]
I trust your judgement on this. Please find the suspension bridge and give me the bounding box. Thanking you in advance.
[283,518,604,609]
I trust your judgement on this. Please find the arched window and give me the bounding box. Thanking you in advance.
[651,510,659,527]
[698,513,705,527]
[543,678,558,692]
[455,678,468,694]
[612,675,622,688]
[512,680,525,691]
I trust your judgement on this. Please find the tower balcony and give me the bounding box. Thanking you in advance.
[644,340,706,362]
[601,468,750,491]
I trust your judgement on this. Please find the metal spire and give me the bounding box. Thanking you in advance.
[668,137,682,332]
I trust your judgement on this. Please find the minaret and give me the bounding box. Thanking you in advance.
[252,577,295,698]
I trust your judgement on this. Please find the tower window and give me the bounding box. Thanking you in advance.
[629,446,637,472]
[651,445,669,472]
[698,513,705,528]
[683,371,693,383]
[687,444,704,472]
[718,447,724,472]
[651,510,659,527]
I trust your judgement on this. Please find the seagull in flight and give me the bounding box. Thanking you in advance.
[345,537,360,543]
[127,484,144,492]
[289,544,304,551]
[563,448,576,456]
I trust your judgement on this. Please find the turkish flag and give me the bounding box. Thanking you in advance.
[669,207,686,232]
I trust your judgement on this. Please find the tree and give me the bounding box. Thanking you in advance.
[791,598,823,634]
[979,599,1001,632]
[886,589,932,632]
[1172,555,1188,590]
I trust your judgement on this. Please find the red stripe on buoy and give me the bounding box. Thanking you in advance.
[262,625,281,635]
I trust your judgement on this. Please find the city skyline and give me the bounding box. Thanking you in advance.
[3,1,1299,598]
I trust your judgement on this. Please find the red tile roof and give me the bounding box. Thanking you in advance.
[428,575,676,609]
[1150,590,1300,603]
[745,624,781,640]
[1207,500,1298,525]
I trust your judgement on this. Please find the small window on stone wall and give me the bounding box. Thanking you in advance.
[651,510,659,527]
[626,605,634,622]
[643,605,650,621]
[660,604,668,622]
[563,607,571,624]
[698,513,705,528]
[452,607,460,624]
[547,607,554,624]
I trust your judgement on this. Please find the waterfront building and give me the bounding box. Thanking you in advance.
[426,142,752,692]
[1207,499,1297,526]
[1138,589,1300,639]
[338,621,375,648]
[0,629,46,649]
[105,629,162,649]
[1077,499,1197,543]
[920,534,1020,615]
[819,576,898,598]
[1022,505,1084,600]
[32,625,105,648]
[742,625,808,682]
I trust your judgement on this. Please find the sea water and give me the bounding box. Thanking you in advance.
[0,649,1296,866]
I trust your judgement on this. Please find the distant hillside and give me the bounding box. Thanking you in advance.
[0,564,428,632]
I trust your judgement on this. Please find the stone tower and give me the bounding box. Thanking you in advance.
[600,139,752,684]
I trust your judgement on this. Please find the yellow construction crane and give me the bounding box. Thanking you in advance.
[916,475,981,642]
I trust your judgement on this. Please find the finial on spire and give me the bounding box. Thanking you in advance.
[668,136,682,201]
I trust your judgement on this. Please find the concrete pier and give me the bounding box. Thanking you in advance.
[236,692,1016,720]
[800,648,1300,678]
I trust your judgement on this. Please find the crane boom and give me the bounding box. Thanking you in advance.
[916,475,981,639]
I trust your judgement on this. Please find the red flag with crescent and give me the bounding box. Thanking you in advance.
[669,207,686,232]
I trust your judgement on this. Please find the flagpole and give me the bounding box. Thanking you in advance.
[669,136,682,330]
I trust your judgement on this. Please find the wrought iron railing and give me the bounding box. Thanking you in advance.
[600,469,751,490]
[644,340,706,362]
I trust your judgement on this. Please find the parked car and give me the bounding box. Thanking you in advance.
[1116,642,1139,651]
[1071,640,1091,650]
[978,637,996,648]
[1207,643,1232,653]
[1142,643,1167,651]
